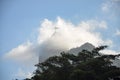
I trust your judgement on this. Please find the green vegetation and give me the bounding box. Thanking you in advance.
[25,46,120,80]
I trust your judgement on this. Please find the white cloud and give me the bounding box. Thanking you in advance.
[100,49,120,55]
[4,17,115,65]
[101,1,111,12]
[38,17,108,46]
[115,29,120,36]
[105,39,113,46]
[101,0,120,13]
[37,17,110,61]
[14,68,33,79]
[4,41,39,66]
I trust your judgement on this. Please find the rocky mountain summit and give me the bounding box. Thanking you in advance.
[68,42,95,54]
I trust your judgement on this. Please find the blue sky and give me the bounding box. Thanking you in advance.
[0,0,120,80]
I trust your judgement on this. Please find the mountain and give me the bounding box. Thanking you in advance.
[68,42,95,54]
[68,42,120,67]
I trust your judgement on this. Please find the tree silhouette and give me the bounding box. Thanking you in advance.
[25,46,120,80]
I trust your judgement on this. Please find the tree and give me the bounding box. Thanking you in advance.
[26,46,120,80]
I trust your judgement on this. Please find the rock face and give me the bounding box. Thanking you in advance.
[68,42,95,54]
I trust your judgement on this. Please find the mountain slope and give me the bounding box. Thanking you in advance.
[68,42,95,54]
[68,42,120,67]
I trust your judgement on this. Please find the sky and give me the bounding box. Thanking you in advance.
[0,0,120,80]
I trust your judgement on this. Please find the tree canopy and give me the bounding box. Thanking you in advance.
[25,46,120,80]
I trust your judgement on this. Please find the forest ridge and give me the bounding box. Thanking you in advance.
[24,46,120,80]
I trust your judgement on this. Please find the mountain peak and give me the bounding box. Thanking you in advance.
[82,42,93,46]
[68,42,95,54]
[80,42,95,50]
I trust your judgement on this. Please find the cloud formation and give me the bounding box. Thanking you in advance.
[101,0,120,15]
[4,41,39,66]
[115,29,120,36]
[14,68,33,79]
[4,17,116,65]
[100,49,120,55]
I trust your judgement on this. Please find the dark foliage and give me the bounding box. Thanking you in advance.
[25,46,120,80]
